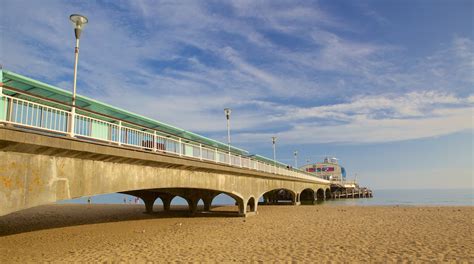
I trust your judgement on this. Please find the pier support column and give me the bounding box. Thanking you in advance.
[158,193,175,211]
[293,194,300,205]
[247,197,257,212]
[201,192,218,212]
[202,196,213,212]
[186,196,200,215]
[237,198,247,217]
[139,192,161,214]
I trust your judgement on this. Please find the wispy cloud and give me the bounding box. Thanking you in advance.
[236,91,473,144]
[1,0,472,148]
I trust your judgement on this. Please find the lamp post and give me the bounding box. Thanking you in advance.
[224,108,231,152]
[69,14,88,137]
[293,150,298,168]
[272,136,277,167]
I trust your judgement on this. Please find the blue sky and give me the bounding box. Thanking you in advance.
[1,0,472,189]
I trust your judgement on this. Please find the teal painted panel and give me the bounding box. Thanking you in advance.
[91,120,109,140]
[184,145,194,157]
[0,97,5,121]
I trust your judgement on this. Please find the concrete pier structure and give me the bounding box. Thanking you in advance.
[0,128,333,217]
[0,69,373,218]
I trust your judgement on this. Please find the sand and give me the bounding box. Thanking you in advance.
[0,204,472,263]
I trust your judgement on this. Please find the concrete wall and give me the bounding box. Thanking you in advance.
[0,127,329,216]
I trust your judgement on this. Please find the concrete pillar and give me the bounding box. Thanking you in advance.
[158,193,175,211]
[237,198,247,217]
[138,192,160,214]
[293,194,300,206]
[201,192,217,212]
[203,197,212,212]
[186,197,200,215]
[247,197,257,212]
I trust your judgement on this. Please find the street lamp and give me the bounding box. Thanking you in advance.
[69,14,88,137]
[293,151,298,168]
[272,136,277,167]
[224,108,231,152]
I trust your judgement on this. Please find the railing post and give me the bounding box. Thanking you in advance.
[117,121,122,146]
[69,106,76,137]
[7,96,13,123]
[179,138,182,156]
[215,148,218,163]
[239,155,242,168]
[199,144,203,160]
[0,84,4,122]
[153,131,157,152]
[228,152,232,165]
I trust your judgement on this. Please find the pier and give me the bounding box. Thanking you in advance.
[0,69,372,217]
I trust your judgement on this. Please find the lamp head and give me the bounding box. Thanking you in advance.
[70,14,88,39]
[224,108,231,119]
[272,136,277,144]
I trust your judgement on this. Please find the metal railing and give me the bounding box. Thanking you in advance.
[0,89,329,184]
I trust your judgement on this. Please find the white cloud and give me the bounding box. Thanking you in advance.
[235,91,474,144]
[1,1,472,148]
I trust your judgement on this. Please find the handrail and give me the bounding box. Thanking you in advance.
[0,89,330,184]
[2,84,248,154]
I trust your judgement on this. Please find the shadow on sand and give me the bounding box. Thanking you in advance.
[0,204,242,237]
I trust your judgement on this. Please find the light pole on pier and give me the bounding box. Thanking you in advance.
[224,108,231,152]
[293,151,298,168]
[272,136,277,167]
[69,14,88,137]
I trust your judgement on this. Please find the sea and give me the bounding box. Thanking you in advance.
[60,189,473,206]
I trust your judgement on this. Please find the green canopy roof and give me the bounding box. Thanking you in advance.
[1,69,248,155]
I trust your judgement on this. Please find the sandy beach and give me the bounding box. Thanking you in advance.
[0,204,472,263]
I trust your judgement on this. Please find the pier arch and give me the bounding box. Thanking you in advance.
[299,188,315,205]
[260,188,296,205]
[316,188,325,201]
[325,188,332,200]
[247,197,256,212]
[122,188,245,215]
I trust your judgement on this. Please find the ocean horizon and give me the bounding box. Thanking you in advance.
[59,188,473,207]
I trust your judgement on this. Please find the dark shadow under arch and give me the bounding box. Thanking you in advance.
[316,188,325,201]
[122,187,244,216]
[247,197,256,212]
[260,188,296,205]
[300,188,315,205]
[325,188,332,200]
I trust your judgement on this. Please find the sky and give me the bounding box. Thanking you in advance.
[1,0,472,189]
